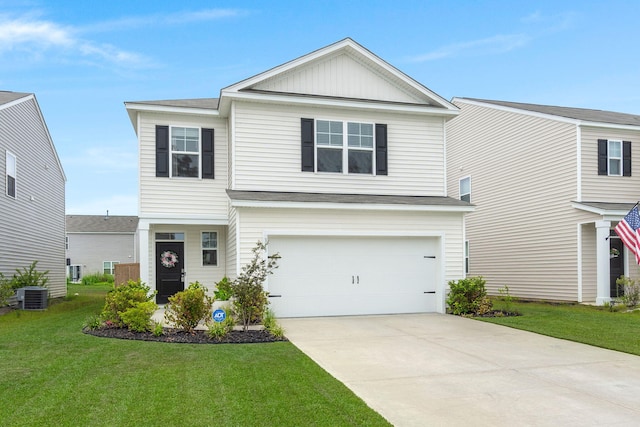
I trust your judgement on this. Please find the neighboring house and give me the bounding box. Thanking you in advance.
[65,214,139,282]
[0,91,66,298]
[447,97,640,305]
[125,38,472,317]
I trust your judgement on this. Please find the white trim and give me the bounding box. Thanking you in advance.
[453,97,640,132]
[235,209,241,276]
[139,214,228,225]
[221,91,458,117]
[230,102,236,190]
[263,229,446,238]
[576,125,582,202]
[607,139,623,176]
[459,176,471,202]
[442,117,448,196]
[0,93,32,111]
[168,125,202,179]
[229,199,474,212]
[136,111,143,215]
[571,202,629,220]
[124,102,220,117]
[576,222,583,302]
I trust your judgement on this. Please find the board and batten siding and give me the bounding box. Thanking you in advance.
[233,207,465,286]
[0,97,66,298]
[137,112,229,217]
[232,102,446,196]
[448,100,591,301]
[580,126,640,202]
[252,51,424,104]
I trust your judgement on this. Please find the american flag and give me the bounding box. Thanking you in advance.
[615,205,640,264]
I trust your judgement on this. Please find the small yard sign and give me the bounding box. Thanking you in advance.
[212,309,226,323]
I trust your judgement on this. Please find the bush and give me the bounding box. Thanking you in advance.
[119,301,157,332]
[81,272,114,286]
[101,279,156,328]
[446,276,492,316]
[164,282,213,333]
[214,276,233,301]
[0,273,13,307]
[262,308,285,338]
[231,241,280,331]
[206,316,236,341]
[616,276,640,308]
[11,261,49,290]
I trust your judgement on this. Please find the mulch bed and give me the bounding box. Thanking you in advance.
[83,327,288,344]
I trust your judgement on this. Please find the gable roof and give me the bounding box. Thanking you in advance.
[220,38,457,115]
[0,91,66,181]
[0,91,31,107]
[66,215,139,233]
[454,97,640,128]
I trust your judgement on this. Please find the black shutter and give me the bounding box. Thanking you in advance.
[202,128,215,179]
[156,125,169,177]
[597,139,608,176]
[301,118,314,172]
[375,124,388,176]
[623,140,632,176]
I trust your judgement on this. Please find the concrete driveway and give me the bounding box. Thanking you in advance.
[280,314,640,427]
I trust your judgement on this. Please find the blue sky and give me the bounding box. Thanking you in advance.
[1,0,639,215]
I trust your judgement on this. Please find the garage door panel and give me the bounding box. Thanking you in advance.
[268,236,439,317]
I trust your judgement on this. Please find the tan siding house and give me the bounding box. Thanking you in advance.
[125,38,472,316]
[447,97,640,304]
[0,92,66,299]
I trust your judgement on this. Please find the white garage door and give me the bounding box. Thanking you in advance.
[267,235,439,317]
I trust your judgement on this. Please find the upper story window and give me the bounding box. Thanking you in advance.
[171,127,200,178]
[301,118,387,176]
[315,120,374,174]
[6,151,16,198]
[598,139,631,177]
[155,125,215,179]
[459,176,471,203]
[201,231,218,266]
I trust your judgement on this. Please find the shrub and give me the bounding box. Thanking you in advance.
[446,276,492,316]
[214,276,233,301]
[616,276,640,308]
[262,308,285,338]
[82,314,103,330]
[0,272,13,307]
[11,261,49,290]
[101,279,156,328]
[152,322,164,337]
[164,282,213,333]
[120,301,157,332]
[231,241,280,331]
[498,285,517,314]
[206,316,236,341]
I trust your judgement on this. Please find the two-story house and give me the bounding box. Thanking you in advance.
[1,91,66,298]
[66,214,139,282]
[125,38,472,317]
[447,97,640,305]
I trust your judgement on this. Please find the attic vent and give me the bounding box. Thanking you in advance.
[16,287,48,310]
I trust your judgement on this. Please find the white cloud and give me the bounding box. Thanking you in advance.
[0,14,149,67]
[408,33,530,62]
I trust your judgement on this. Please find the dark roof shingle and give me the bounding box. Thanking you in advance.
[66,215,138,233]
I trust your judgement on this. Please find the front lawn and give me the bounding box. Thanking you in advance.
[481,300,640,356]
[0,285,390,426]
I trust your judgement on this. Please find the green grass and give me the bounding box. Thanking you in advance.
[480,299,640,355]
[0,285,390,427]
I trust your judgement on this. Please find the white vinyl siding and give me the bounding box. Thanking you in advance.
[234,207,465,293]
[137,112,228,216]
[252,51,425,104]
[0,97,66,298]
[232,102,446,196]
[581,126,640,202]
[66,233,137,277]
[448,100,588,301]
[145,224,226,295]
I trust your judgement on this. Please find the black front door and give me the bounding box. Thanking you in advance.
[156,242,184,304]
[610,235,625,297]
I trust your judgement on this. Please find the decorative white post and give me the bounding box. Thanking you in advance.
[138,220,150,291]
[595,220,611,305]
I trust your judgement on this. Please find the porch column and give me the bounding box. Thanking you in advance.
[596,220,611,305]
[138,220,150,291]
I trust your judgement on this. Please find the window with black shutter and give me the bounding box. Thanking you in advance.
[155,125,215,179]
[598,139,632,176]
